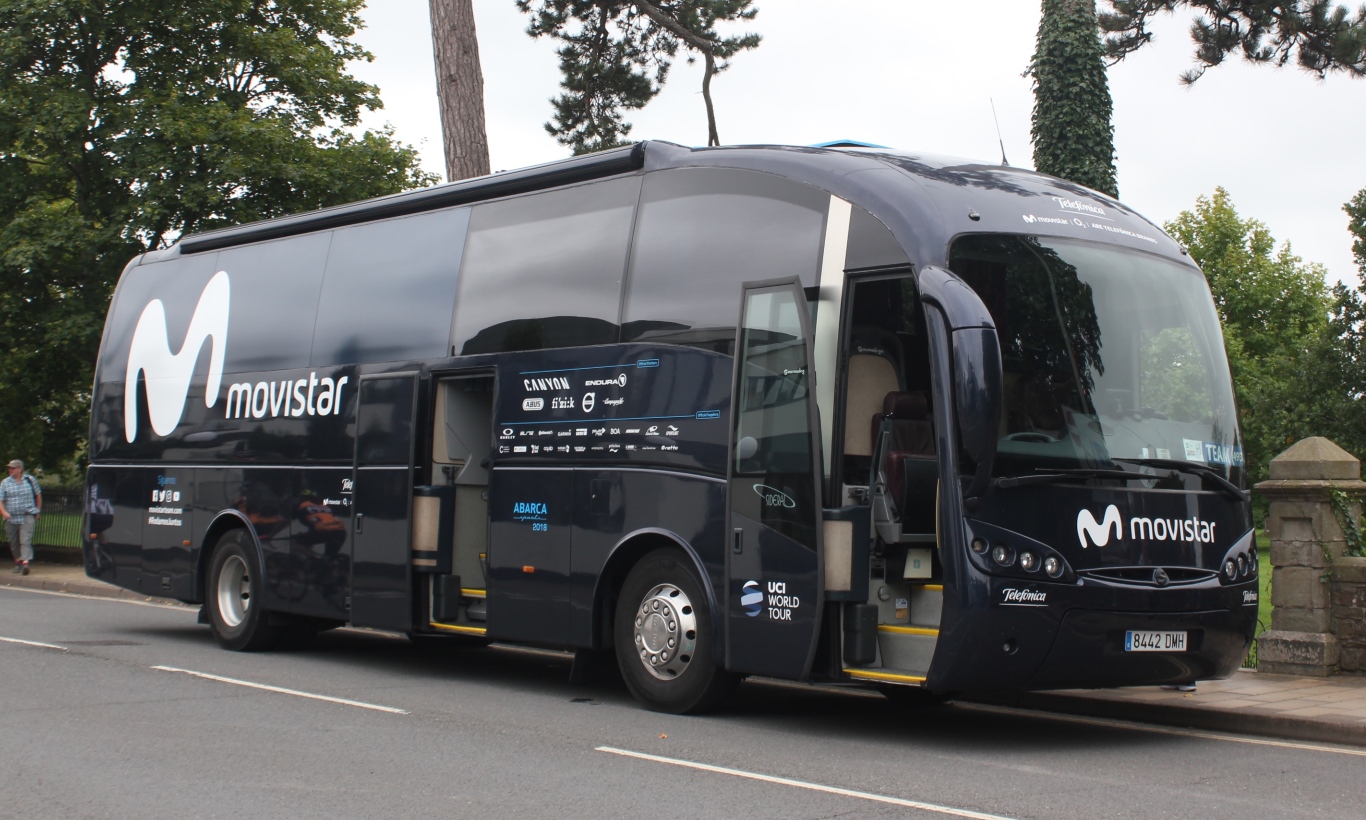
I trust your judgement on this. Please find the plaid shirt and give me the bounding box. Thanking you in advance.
[0,474,41,525]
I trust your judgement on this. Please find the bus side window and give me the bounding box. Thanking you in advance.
[451,177,640,356]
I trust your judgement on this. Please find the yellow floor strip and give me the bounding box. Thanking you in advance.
[844,668,927,684]
[460,588,487,598]
[922,584,943,592]
[878,625,939,637]
[429,622,488,636]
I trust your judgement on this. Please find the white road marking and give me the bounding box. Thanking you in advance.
[0,635,67,651]
[596,746,1018,819]
[960,703,1366,758]
[152,666,409,715]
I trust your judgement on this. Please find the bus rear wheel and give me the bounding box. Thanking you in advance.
[615,548,738,714]
[206,529,284,651]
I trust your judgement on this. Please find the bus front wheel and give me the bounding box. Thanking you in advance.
[206,529,284,651]
[614,548,738,714]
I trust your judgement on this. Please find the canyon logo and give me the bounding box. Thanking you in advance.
[1077,504,1219,548]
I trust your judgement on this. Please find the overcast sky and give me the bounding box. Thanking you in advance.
[347,1,1366,287]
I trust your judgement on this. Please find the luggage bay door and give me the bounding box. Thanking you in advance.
[726,279,824,680]
[351,373,418,631]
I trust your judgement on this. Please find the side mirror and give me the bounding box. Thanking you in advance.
[917,267,1002,500]
[952,328,1002,499]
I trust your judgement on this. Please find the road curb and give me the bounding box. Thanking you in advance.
[1,573,186,607]
[964,689,1366,748]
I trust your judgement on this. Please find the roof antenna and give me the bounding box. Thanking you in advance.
[990,98,1010,167]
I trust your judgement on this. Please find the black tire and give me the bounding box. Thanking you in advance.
[615,548,739,714]
[206,529,285,651]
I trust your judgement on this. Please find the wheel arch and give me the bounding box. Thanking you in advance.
[592,528,722,663]
[196,510,263,602]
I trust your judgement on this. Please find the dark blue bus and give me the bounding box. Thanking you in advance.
[85,141,1257,712]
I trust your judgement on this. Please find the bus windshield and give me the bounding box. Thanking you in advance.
[949,234,1242,484]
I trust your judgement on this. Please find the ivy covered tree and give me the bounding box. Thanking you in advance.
[515,0,760,154]
[1100,1,1366,84]
[0,1,436,473]
[1029,0,1119,198]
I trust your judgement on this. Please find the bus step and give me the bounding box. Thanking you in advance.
[429,622,488,637]
[876,624,938,675]
[843,668,927,685]
[912,585,943,628]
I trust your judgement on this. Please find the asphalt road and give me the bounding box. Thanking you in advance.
[1,586,1362,820]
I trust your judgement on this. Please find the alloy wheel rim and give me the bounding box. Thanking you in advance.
[217,554,251,628]
[633,583,698,680]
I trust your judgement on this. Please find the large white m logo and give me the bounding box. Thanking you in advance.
[124,271,230,442]
[1077,504,1123,548]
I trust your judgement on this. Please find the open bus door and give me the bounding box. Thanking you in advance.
[726,279,824,680]
[350,373,418,631]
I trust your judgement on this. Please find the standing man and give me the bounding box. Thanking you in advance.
[1,460,41,575]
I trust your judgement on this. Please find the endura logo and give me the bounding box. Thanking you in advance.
[124,271,230,442]
[1077,505,1123,548]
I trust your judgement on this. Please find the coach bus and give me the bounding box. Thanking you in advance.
[84,140,1257,713]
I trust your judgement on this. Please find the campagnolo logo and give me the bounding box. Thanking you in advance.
[585,374,627,387]
[125,271,230,441]
[1077,505,1219,548]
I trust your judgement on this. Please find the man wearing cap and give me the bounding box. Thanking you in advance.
[0,460,41,575]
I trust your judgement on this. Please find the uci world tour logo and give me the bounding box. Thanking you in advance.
[124,271,230,442]
[1077,504,1123,548]
[741,580,763,617]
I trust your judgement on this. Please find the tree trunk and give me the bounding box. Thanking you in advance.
[429,0,490,181]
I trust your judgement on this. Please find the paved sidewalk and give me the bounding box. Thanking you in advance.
[2,560,185,606]
[8,561,1366,747]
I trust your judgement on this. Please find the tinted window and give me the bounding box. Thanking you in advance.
[845,206,909,270]
[622,168,828,354]
[451,177,640,355]
[97,250,223,384]
[214,233,332,372]
[312,208,470,365]
[356,376,416,464]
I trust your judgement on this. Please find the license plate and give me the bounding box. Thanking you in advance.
[1125,630,1187,652]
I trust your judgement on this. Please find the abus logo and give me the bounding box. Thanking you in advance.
[125,271,231,442]
[1077,505,1123,548]
[585,374,627,387]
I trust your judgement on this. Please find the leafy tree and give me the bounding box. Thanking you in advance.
[1166,188,1337,482]
[0,1,436,474]
[1029,0,1119,198]
[1100,1,1366,84]
[429,0,490,180]
[515,0,761,154]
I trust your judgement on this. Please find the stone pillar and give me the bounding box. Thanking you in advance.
[1254,437,1366,676]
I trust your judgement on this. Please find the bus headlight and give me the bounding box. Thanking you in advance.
[971,538,989,555]
[1018,551,1039,572]
[1236,554,1247,577]
[991,545,1015,567]
[1044,556,1063,578]
[1223,559,1237,580]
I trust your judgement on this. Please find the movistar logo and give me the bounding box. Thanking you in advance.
[124,271,230,442]
[1077,505,1123,548]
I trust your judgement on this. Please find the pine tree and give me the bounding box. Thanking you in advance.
[429,0,491,181]
[516,1,760,154]
[1029,0,1119,198]
[1101,1,1366,84]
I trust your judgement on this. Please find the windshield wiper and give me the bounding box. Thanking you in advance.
[1114,458,1248,502]
[996,468,1175,489]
